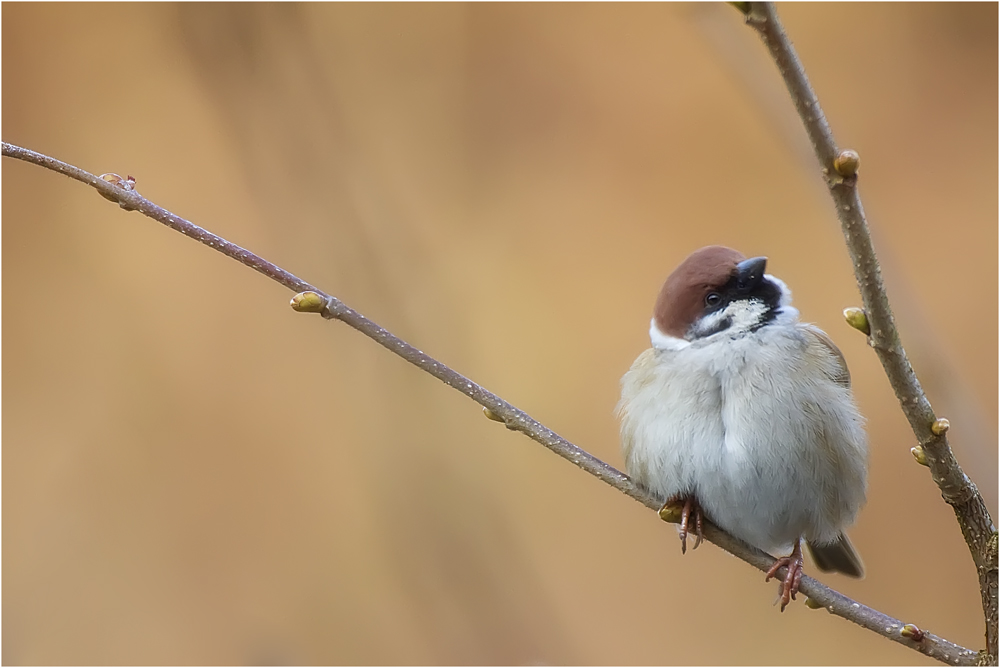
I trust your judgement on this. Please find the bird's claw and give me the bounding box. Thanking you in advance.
[660,496,704,554]
[765,541,805,612]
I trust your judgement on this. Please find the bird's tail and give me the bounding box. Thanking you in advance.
[806,533,864,578]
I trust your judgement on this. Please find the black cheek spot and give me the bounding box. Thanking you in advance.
[696,315,732,338]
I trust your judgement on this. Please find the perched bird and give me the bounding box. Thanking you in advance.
[617,245,867,610]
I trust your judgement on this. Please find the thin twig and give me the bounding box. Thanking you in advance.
[740,3,997,663]
[2,140,980,664]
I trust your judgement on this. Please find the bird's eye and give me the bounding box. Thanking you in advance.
[705,292,722,308]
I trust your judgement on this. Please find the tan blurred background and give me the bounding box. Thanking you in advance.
[3,3,996,665]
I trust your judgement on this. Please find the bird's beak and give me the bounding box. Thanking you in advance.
[735,256,767,292]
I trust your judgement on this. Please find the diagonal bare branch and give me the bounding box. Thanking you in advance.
[2,139,981,664]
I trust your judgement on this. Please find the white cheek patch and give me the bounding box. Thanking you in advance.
[764,273,800,324]
[765,273,794,308]
[649,319,690,350]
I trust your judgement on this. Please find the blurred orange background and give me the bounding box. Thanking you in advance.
[3,3,996,665]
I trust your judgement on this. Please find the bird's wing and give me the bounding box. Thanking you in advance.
[800,324,851,389]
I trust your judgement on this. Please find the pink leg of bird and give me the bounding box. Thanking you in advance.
[662,496,704,554]
[765,539,805,612]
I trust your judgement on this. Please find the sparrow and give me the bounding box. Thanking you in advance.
[617,245,868,610]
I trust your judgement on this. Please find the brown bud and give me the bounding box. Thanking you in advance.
[834,149,860,176]
[99,173,135,190]
[931,418,950,436]
[843,307,871,336]
[98,172,135,201]
[901,624,925,642]
[483,407,505,423]
[290,291,327,313]
[910,446,928,467]
[658,502,683,524]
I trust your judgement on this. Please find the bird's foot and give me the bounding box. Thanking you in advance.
[658,496,704,554]
[765,540,804,612]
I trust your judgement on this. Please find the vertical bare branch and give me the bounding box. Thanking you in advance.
[738,3,998,662]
